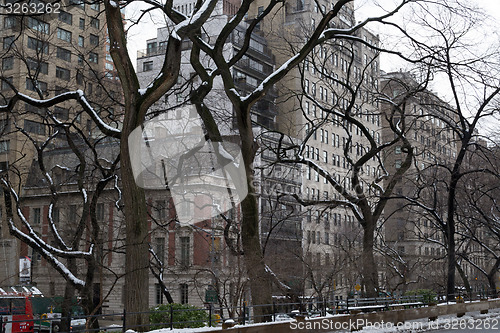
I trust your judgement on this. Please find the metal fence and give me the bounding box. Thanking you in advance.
[0,291,497,333]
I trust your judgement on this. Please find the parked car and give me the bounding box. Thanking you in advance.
[274,313,292,321]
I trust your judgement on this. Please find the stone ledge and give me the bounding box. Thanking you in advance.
[198,299,500,333]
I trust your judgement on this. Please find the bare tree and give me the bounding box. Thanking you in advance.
[1,0,439,325]
[0,118,121,330]
[389,2,500,299]
[455,142,500,296]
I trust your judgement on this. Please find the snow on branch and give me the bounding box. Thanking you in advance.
[172,0,218,40]
[76,90,121,137]
[1,180,93,260]
[265,265,292,292]
[7,217,86,287]
[0,90,121,138]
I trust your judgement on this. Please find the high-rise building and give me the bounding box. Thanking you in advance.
[0,0,120,287]
[379,71,488,292]
[247,0,384,299]
[135,0,306,304]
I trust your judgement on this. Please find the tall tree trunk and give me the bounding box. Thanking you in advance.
[121,104,150,329]
[83,252,100,331]
[240,192,273,321]
[362,220,378,297]
[487,275,497,298]
[456,263,471,296]
[446,234,456,300]
[238,108,273,321]
[487,257,500,297]
[61,261,76,333]
[446,177,458,300]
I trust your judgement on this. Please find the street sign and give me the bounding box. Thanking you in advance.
[355,284,361,291]
[205,289,218,303]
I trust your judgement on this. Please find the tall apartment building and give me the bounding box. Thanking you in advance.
[380,71,489,293]
[136,1,304,305]
[0,0,119,288]
[246,1,384,299]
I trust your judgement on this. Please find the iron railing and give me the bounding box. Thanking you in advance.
[0,290,497,333]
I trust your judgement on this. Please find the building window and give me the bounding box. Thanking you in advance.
[0,161,8,172]
[54,107,69,120]
[143,61,153,72]
[25,78,48,94]
[96,203,104,221]
[2,57,13,71]
[89,52,98,64]
[77,35,84,47]
[69,205,77,223]
[2,77,14,91]
[395,160,402,169]
[90,3,100,10]
[52,207,60,224]
[79,18,85,29]
[180,237,190,267]
[4,17,16,29]
[56,47,71,61]
[90,18,100,29]
[90,34,99,46]
[3,36,15,50]
[76,71,83,85]
[24,120,45,135]
[147,41,157,55]
[58,11,73,25]
[55,67,70,81]
[27,37,48,54]
[57,28,72,42]
[27,17,49,34]
[33,207,41,224]
[179,283,188,304]
[156,200,166,220]
[0,140,10,153]
[26,59,48,75]
[155,237,165,264]
[55,85,69,95]
[155,284,163,305]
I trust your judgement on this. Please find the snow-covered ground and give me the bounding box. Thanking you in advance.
[115,308,500,333]
[355,308,500,332]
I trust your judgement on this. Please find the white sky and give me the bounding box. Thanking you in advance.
[355,0,500,72]
[125,0,500,134]
[126,0,500,67]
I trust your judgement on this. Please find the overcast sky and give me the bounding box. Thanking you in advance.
[355,0,500,73]
[126,0,500,70]
[125,0,500,134]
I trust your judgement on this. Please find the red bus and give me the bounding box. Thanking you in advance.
[0,296,34,333]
